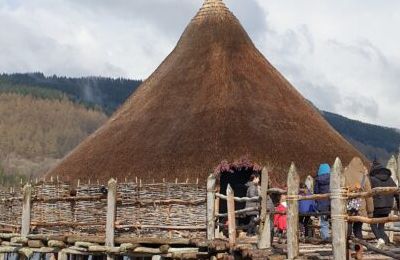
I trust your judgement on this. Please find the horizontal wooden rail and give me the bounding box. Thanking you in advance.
[119,198,206,206]
[115,224,207,231]
[32,195,106,203]
[31,222,106,227]
[298,187,400,201]
[0,197,23,203]
[215,193,260,202]
[14,233,192,245]
[268,188,287,194]
[0,222,20,228]
[347,215,400,224]
[298,193,330,201]
[30,221,207,231]
[28,196,206,206]
[216,207,259,218]
[347,187,400,199]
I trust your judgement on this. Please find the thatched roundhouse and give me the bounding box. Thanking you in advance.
[47,0,365,183]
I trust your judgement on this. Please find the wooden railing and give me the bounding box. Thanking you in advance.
[207,158,400,260]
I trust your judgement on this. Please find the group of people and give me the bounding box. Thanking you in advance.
[312,157,400,248]
[243,157,400,249]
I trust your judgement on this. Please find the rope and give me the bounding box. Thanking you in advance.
[331,215,348,222]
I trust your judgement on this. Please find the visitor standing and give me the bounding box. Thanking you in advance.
[274,194,287,242]
[369,161,400,248]
[245,173,261,236]
[344,157,374,239]
[299,183,315,238]
[314,163,331,241]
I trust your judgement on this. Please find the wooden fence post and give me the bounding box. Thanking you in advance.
[397,152,400,185]
[330,157,347,260]
[258,167,271,249]
[106,178,117,260]
[387,155,398,243]
[207,174,216,240]
[21,184,32,236]
[227,184,236,251]
[287,163,300,260]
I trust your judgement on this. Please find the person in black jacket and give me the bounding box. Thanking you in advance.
[369,161,400,248]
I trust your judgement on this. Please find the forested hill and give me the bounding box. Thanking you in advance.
[0,73,141,114]
[1,73,399,181]
[323,112,400,162]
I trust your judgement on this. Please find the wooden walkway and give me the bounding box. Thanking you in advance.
[235,238,398,259]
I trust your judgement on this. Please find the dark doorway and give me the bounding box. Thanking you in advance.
[214,159,263,233]
[219,167,259,214]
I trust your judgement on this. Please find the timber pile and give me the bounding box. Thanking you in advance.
[0,233,209,259]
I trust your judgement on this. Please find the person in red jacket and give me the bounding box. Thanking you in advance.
[274,195,287,241]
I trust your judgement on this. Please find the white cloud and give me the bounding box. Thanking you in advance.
[0,0,399,128]
[254,0,400,128]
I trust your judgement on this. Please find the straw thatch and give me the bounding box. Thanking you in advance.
[47,0,365,183]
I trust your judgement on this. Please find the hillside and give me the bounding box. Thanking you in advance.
[323,111,400,163]
[0,73,141,114]
[0,93,107,185]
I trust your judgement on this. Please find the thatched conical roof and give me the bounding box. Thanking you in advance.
[47,0,365,183]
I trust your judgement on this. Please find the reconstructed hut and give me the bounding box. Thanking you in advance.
[47,0,365,183]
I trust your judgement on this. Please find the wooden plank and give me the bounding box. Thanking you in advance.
[115,224,206,230]
[347,187,400,199]
[115,237,191,245]
[21,184,32,237]
[348,215,400,224]
[258,167,271,249]
[215,193,259,202]
[286,163,299,260]
[330,157,347,260]
[31,222,105,227]
[226,184,236,251]
[106,178,117,260]
[216,207,259,218]
[207,174,216,240]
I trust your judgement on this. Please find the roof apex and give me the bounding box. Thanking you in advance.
[193,0,232,21]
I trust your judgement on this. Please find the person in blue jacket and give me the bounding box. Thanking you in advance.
[314,163,331,241]
[299,183,315,238]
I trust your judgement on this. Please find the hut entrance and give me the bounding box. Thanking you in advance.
[214,159,262,231]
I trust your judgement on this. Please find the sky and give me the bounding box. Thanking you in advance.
[1,0,400,128]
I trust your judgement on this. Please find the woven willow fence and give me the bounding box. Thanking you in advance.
[0,179,206,240]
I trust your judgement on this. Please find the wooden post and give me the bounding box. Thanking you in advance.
[58,250,68,260]
[106,178,117,260]
[287,163,300,260]
[330,157,347,260]
[305,175,314,192]
[258,167,271,249]
[387,156,398,243]
[227,184,236,251]
[21,184,32,236]
[207,174,216,240]
[397,152,400,186]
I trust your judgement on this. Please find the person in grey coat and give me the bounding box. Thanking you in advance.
[245,173,260,235]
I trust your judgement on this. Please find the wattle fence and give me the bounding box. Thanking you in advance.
[1,179,206,240]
